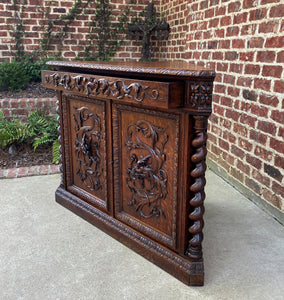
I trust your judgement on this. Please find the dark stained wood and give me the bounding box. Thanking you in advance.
[42,60,215,286]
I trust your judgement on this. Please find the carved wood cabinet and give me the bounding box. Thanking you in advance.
[42,61,215,286]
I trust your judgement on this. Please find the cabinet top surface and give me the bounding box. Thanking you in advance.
[47,60,216,79]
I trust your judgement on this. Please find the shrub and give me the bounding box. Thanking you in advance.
[0,61,30,92]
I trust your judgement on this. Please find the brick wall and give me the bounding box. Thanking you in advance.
[0,98,57,121]
[160,0,283,217]
[0,0,159,62]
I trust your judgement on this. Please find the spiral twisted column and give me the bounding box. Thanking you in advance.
[56,99,64,187]
[186,116,208,260]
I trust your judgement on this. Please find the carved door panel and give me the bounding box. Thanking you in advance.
[113,104,180,250]
[63,94,109,212]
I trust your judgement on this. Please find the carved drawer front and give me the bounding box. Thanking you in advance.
[113,104,180,250]
[63,95,109,212]
[42,70,183,109]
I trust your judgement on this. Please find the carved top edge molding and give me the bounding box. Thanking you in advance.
[46,61,216,79]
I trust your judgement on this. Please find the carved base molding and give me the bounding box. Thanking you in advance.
[56,187,204,286]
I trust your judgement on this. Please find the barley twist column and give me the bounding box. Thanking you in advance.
[186,115,208,260]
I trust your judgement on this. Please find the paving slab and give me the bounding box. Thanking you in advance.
[0,171,283,300]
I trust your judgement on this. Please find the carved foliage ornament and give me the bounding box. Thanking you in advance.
[73,106,103,192]
[125,120,168,219]
[45,73,160,103]
[189,82,213,109]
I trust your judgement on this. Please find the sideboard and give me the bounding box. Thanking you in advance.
[42,60,215,286]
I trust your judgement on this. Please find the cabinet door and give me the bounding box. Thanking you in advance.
[113,104,180,250]
[62,94,109,212]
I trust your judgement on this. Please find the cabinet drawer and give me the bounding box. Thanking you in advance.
[42,70,183,109]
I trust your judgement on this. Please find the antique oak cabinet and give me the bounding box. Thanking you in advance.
[42,60,215,286]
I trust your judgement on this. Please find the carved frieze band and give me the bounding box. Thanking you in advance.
[186,81,213,110]
[125,120,168,219]
[186,116,208,260]
[44,71,162,103]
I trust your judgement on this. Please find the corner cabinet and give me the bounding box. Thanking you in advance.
[42,61,215,286]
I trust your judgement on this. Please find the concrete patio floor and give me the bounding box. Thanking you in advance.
[0,171,283,300]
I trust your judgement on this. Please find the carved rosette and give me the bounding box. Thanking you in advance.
[186,116,208,259]
[125,120,168,219]
[45,73,160,103]
[187,81,213,110]
[73,107,103,192]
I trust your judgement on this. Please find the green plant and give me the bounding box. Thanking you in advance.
[0,110,60,163]
[84,0,134,61]
[0,61,30,92]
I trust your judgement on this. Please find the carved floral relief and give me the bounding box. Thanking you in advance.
[73,106,103,192]
[125,120,168,219]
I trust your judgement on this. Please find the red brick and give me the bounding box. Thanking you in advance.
[269,4,284,18]
[265,36,284,48]
[226,26,239,37]
[259,93,279,107]
[259,21,279,33]
[214,84,226,94]
[231,145,245,159]
[223,74,235,84]
[220,16,231,27]
[231,167,244,183]
[246,154,262,170]
[272,181,284,198]
[213,52,224,60]
[7,168,18,179]
[223,131,236,143]
[228,1,241,13]
[233,12,248,24]
[257,120,276,135]
[270,137,284,154]
[244,64,260,75]
[237,160,250,175]
[215,6,226,16]
[256,51,276,63]
[275,155,284,168]
[232,39,245,49]
[262,65,282,78]
[249,8,267,21]
[213,104,225,115]
[262,189,281,209]
[254,146,273,161]
[220,96,233,107]
[254,78,271,91]
[241,24,257,36]
[240,114,257,127]
[220,117,232,129]
[234,124,248,137]
[237,77,252,88]
[240,52,255,61]
[219,40,230,49]
[219,138,230,151]
[271,110,284,124]
[252,169,270,188]
[17,167,29,178]
[277,51,284,63]
[228,86,240,97]
[28,166,39,176]
[251,104,268,117]
[238,137,253,152]
[248,37,264,48]
[243,0,258,8]
[225,109,239,121]
[274,80,284,93]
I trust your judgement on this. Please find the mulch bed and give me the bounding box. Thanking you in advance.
[0,82,56,99]
[0,142,53,169]
[1,82,56,170]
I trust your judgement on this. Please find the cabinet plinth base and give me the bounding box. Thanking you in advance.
[55,187,204,286]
